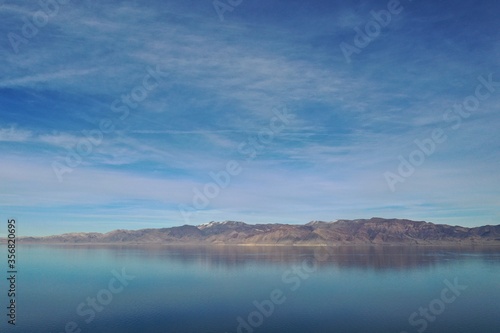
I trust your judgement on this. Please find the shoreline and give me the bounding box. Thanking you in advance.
[6,241,500,247]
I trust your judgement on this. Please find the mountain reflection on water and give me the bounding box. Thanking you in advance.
[28,244,500,270]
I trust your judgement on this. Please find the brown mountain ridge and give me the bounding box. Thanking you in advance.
[18,218,500,245]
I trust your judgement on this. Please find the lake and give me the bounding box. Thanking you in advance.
[2,245,499,333]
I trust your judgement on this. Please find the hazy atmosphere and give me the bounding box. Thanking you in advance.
[1,0,499,236]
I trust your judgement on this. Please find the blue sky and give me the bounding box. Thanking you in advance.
[1,0,499,235]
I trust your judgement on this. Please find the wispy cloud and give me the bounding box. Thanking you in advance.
[1,0,499,235]
[0,69,97,88]
[0,126,32,142]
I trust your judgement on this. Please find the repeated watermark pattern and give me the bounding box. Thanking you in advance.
[228,247,324,333]
[213,0,243,22]
[54,268,135,333]
[7,0,70,54]
[228,246,468,333]
[400,278,467,333]
[51,65,169,182]
[384,73,500,192]
[340,0,410,63]
[178,104,294,224]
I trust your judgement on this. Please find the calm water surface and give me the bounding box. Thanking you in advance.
[2,245,499,333]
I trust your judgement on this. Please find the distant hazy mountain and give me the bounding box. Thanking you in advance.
[18,218,500,245]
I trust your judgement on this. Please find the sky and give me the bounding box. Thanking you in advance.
[0,0,499,236]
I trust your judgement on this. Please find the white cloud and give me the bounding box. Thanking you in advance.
[0,126,32,142]
[38,132,83,148]
[0,69,96,89]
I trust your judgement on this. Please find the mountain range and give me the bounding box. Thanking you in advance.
[18,218,500,245]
